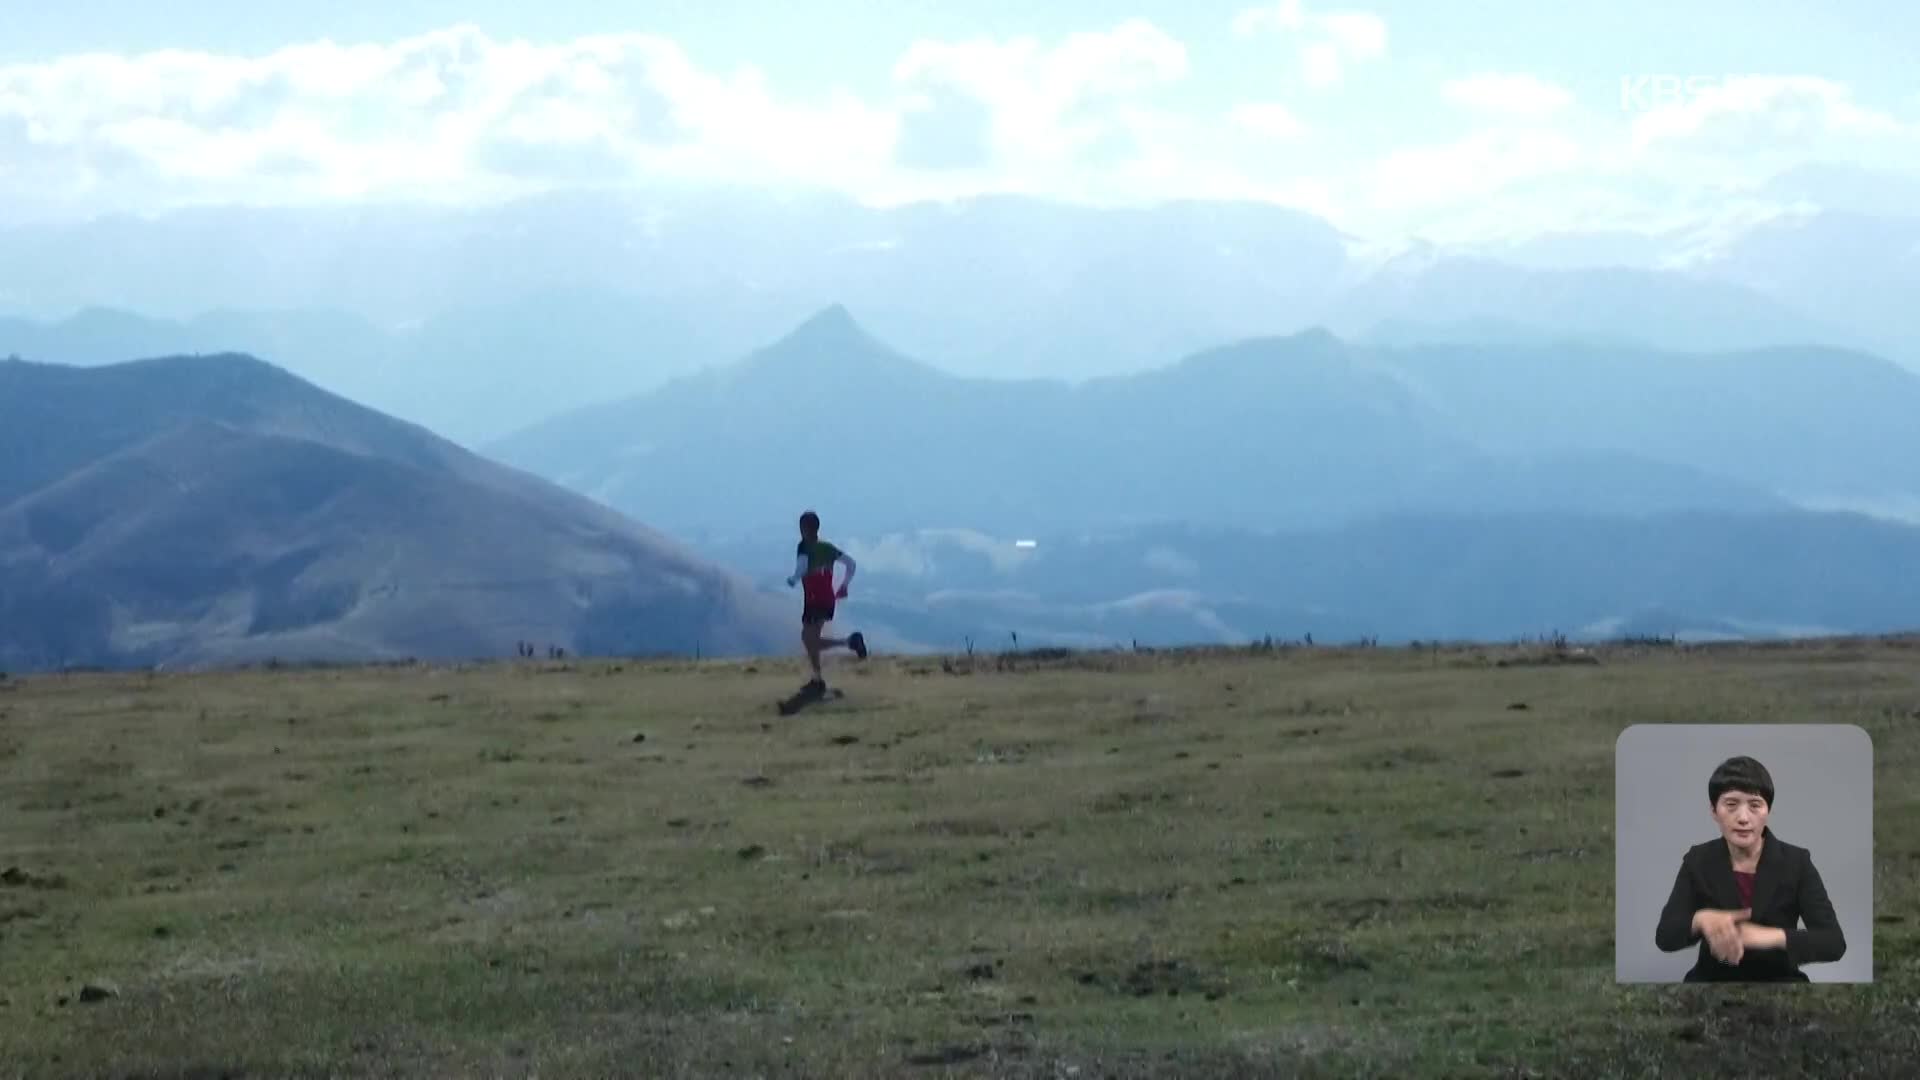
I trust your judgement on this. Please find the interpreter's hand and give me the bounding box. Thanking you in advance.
[1738,922,1784,950]
[1695,908,1751,965]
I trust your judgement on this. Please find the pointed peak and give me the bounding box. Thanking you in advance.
[758,303,885,359]
[742,303,933,382]
[786,303,863,342]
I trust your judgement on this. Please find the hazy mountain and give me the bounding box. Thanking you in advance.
[1358,317,1650,350]
[1474,230,1673,273]
[1325,255,1872,357]
[1372,340,1920,502]
[0,306,201,364]
[0,190,1350,381]
[0,354,789,672]
[1398,168,1920,367]
[0,292,800,446]
[6,185,1903,411]
[1676,209,1920,366]
[489,307,1795,539]
[488,304,1077,534]
[5,185,1905,452]
[810,196,1352,379]
[0,195,731,323]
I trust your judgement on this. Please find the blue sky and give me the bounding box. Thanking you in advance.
[1,1,1914,239]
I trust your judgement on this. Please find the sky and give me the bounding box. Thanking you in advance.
[1,0,1915,241]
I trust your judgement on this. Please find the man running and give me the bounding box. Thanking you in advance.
[787,510,867,694]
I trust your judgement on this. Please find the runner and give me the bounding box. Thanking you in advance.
[787,510,867,696]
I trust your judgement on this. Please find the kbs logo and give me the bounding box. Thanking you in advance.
[1619,74,1730,111]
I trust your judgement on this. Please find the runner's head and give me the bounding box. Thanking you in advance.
[799,510,820,539]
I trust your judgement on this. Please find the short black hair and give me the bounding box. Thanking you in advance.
[1708,755,1774,808]
[799,510,820,532]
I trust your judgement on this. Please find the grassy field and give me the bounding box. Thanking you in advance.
[2,639,1917,1078]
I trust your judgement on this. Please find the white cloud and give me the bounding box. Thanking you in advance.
[1233,1,1387,89]
[891,18,1188,173]
[1231,0,1303,36]
[1443,74,1573,117]
[1597,75,1920,214]
[1377,74,1918,244]
[1629,76,1907,151]
[1231,102,1309,138]
[1319,12,1388,57]
[0,22,1221,216]
[6,22,1911,248]
[0,26,901,212]
[1300,44,1346,89]
[1368,128,1585,211]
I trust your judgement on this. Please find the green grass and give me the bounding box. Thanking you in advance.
[2,639,1916,1077]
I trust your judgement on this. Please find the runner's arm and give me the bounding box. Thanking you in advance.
[836,551,856,591]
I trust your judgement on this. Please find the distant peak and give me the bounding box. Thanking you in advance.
[106,350,321,393]
[762,303,880,356]
[743,302,931,380]
[127,351,279,376]
[1245,326,1348,360]
[1171,325,1354,375]
[1287,326,1344,348]
[791,303,862,338]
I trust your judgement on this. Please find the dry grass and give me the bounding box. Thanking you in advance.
[2,638,1917,1077]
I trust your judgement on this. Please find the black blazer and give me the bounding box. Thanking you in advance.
[1654,826,1846,981]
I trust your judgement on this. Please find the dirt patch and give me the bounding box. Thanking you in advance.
[0,866,67,890]
[972,742,1034,765]
[1329,892,1506,923]
[1268,699,1361,719]
[1494,649,1600,668]
[1090,788,1179,813]
[1074,957,1229,1000]
[915,818,1016,838]
[1,902,45,925]
[905,1043,988,1066]
[1519,846,1591,863]
[1356,746,1444,770]
[814,840,915,876]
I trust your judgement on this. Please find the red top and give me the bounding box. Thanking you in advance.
[1734,870,1756,908]
[797,538,842,606]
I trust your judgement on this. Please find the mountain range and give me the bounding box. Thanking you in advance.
[0,354,791,672]
[468,305,1920,651]
[486,305,1920,537]
[6,171,1920,664]
[9,305,1920,666]
[4,179,1915,445]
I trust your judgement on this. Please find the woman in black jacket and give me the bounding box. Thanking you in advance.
[1654,755,1847,981]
